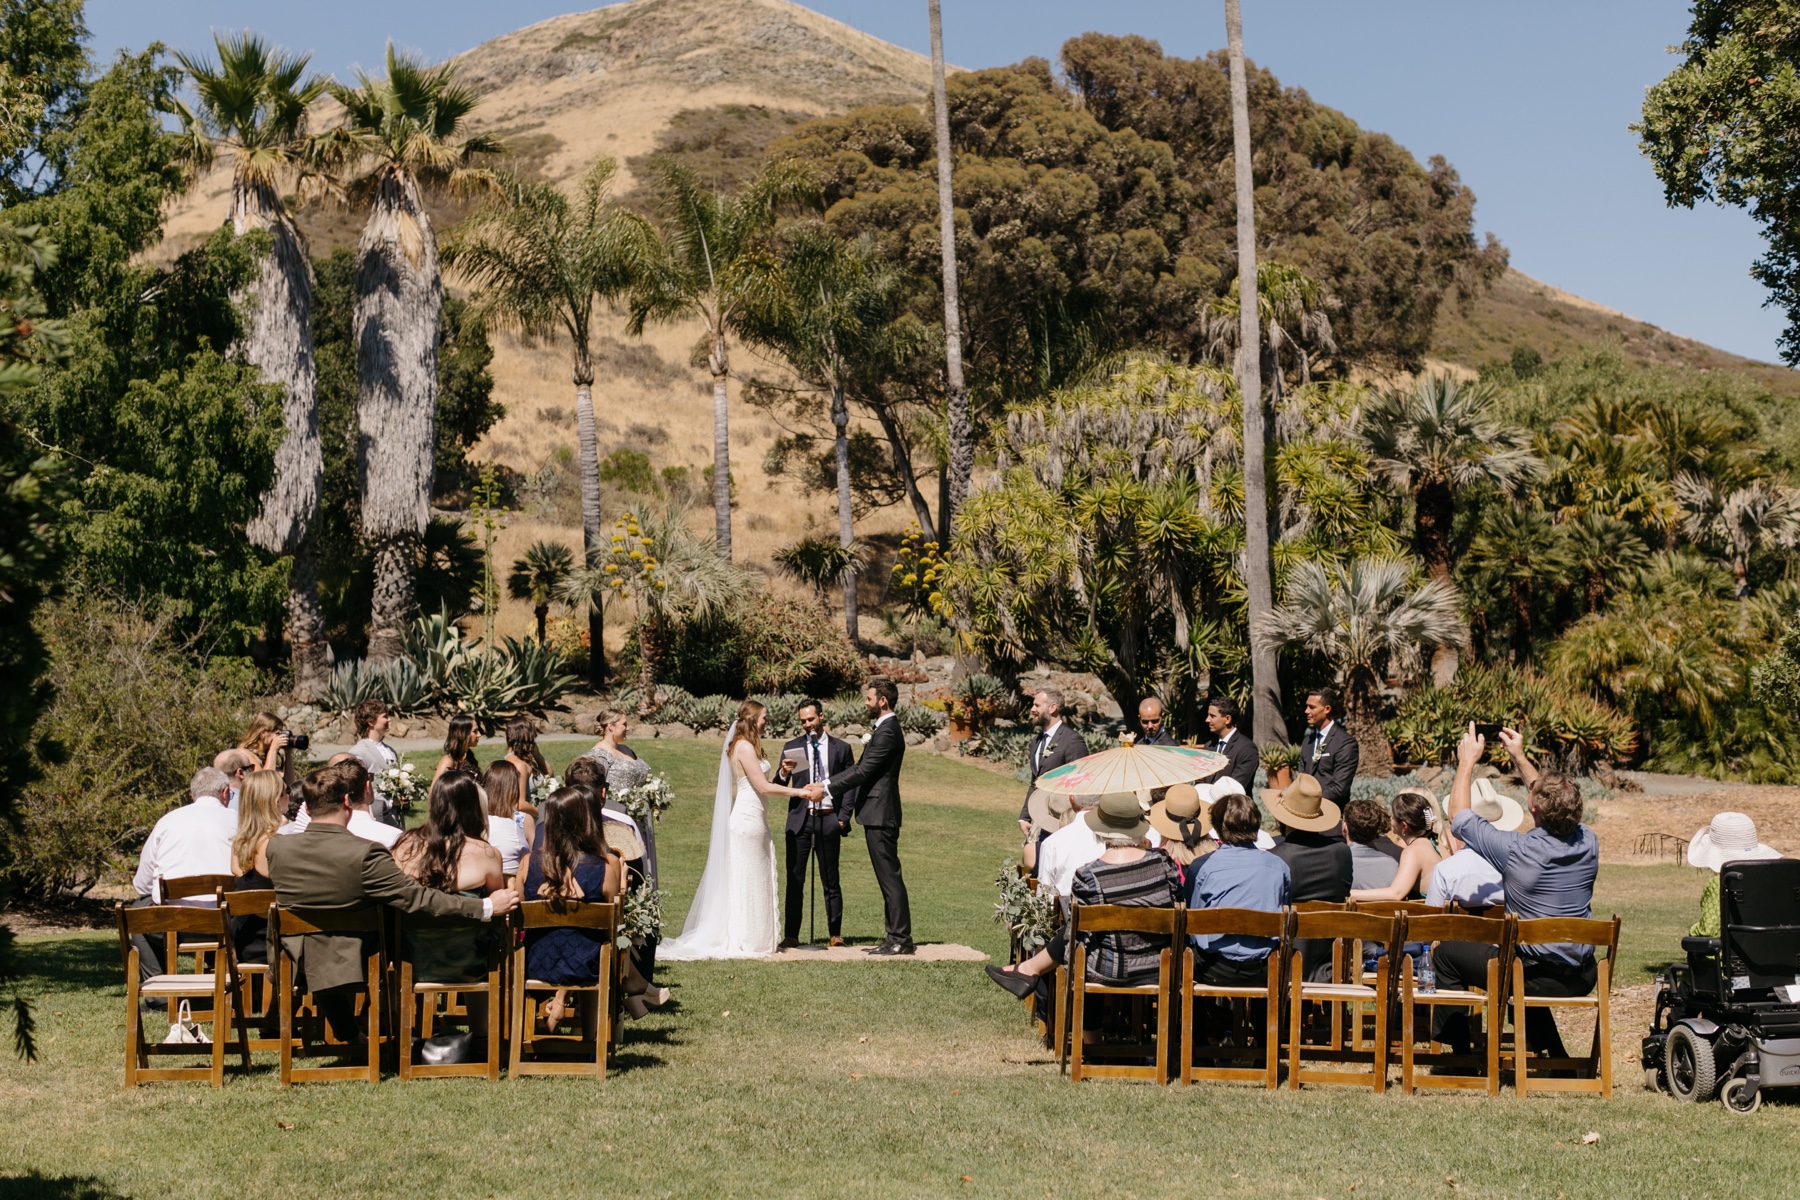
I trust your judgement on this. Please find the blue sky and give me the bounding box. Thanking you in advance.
[86,0,1786,365]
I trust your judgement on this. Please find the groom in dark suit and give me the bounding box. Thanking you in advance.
[772,698,858,948]
[805,677,913,955]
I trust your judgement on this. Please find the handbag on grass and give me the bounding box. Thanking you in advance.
[162,1000,210,1045]
[418,1032,479,1065]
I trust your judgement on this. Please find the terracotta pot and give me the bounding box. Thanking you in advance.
[1271,766,1292,789]
[948,712,973,744]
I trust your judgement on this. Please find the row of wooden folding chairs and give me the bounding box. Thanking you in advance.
[116,888,630,1087]
[1051,900,1620,1097]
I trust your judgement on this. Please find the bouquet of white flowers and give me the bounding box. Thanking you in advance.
[377,761,426,810]
[620,882,666,949]
[615,774,673,825]
[529,773,561,808]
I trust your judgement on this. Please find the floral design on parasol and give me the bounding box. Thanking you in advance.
[1032,735,1229,797]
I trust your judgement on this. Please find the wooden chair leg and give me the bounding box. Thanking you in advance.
[1286,951,1303,1089]
[1155,961,1171,1086]
[1512,958,1528,1098]
[1265,958,1281,1090]
[278,955,294,1087]
[1401,992,1415,1095]
[124,952,142,1089]
[366,958,382,1085]
[1597,960,1612,1099]
[397,961,414,1081]
[595,944,611,1079]
[507,952,527,1079]
[1372,965,1389,1095]
[1070,976,1086,1083]
[487,966,503,1082]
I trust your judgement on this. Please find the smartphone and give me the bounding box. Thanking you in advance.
[1473,722,1502,740]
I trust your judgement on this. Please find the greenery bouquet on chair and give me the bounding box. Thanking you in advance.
[620,883,666,951]
[993,858,1057,956]
[616,775,674,825]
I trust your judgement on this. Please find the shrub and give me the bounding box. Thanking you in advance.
[325,610,578,724]
[653,591,864,698]
[3,596,259,898]
[898,703,946,736]
[1384,663,1637,774]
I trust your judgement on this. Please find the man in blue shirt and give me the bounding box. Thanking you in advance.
[1431,724,1599,1058]
[1187,792,1290,1050]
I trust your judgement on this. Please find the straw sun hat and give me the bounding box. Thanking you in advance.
[1262,773,1340,833]
[1687,812,1781,873]
[1467,778,1528,832]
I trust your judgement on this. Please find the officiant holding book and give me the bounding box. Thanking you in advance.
[773,698,859,948]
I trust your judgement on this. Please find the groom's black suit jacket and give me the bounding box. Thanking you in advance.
[826,715,904,830]
[773,732,858,834]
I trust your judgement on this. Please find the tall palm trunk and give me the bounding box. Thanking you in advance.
[355,170,442,662]
[1225,0,1283,748]
[235,182,329,699]
[928,0,971,538]
[573,351,607,688]
[708,331,733,559]
[1416,479,1463,684]
[1344,666,1395,777]
[832,381,858,643]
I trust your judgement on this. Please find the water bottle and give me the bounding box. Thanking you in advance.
[1417,954,1437,995]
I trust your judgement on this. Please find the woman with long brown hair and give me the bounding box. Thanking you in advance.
[434,714,481,782]
[504,715,549,813]
[480,759,534,878]
[394,771,506,982]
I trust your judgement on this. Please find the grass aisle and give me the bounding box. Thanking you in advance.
[2,741,1792,1198]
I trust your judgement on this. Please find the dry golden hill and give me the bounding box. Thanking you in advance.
[152,0,1800,646]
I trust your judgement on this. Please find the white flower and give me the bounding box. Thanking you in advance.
[861,733,873,745]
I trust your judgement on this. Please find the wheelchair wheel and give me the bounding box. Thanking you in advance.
[1722,1077,1762,1114]
[1667,1025,1717,1103]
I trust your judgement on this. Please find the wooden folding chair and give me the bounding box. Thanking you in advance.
[1178,908,1285,1088]
[1286,910,1402,1092]
[509,900,620,1078]
[1507,915,1620,1098]
[115,897,250,1087]
[272,905,386,1085]
[1398,913,1513,1095]
[1059,903,1178,1084]
[216,889,281,1053]
[153,873,236,985]
[396,910,508,1081]
[1355,900,1445,919]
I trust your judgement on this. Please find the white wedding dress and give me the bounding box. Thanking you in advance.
[660,726,779,960]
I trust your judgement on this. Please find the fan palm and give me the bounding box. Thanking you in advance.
[1253,556,1465,776]
[506,540,576,644]
[1676,473,1800,596]
[1465,505,1576,664]
[444,158,653,684]
[1363,372,1540,680]
[1201,260,1338,423]
[324,45,501,661]
[174,33,330,697]
[627,159,815,560]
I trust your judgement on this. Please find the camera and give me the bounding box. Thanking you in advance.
[281,730,311,752]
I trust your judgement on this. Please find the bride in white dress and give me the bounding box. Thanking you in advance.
[660,701,809,960]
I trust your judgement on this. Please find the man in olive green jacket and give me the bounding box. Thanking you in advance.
[265,760,520,997]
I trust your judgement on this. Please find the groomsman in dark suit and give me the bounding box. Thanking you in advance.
[805,678,913,955]
[1136,697,1176,745]
[773,698,857,948]
[1203,695,1259,795]
[1017,688,1090,832]
[1298,686,1359,808]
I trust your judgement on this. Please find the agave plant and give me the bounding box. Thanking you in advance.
[325,660,382,711]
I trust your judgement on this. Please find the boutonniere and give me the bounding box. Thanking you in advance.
[861,733,873,745]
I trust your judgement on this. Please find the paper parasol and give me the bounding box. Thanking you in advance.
[1032,740,1230,797]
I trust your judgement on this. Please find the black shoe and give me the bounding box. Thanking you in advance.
[985,964,1037,998]
[868,939,916,956]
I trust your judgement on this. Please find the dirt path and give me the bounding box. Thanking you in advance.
[1590,780,1800,864]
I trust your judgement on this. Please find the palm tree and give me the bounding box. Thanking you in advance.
[1223,0,1282,749]
[1363,373,1540,681]
[175,33,330,698]
[627,159,814,560]
[1465,505,1576,663]
[1201,260,1337,428]
[443,158,653,686]
[506,540,575,644]
[1563,511,1651,613]
[927,0,972,535]
[325,45,501,661]
[1676,473,1800,596]
[774,536,864,613]
[1253,557,1465,776]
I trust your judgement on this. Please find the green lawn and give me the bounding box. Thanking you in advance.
[3,743,1793,1199]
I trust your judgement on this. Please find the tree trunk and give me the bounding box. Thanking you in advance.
[534,603,549,643]
[1416,479,1463,685]
[709,332,733,559]
[1344,668,1395,778]
[833,383,859,643]
[233,182,327,698]
[355,170,441,663]
[1225,0,1284,749]
[867,395,938,543]
[574,364,607,689]
[929,0,973,534]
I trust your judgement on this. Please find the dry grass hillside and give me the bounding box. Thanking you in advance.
[149,0,1800,643]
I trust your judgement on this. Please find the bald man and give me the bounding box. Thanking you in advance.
[1137,697,1175,746]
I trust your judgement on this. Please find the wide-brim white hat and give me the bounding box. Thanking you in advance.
[1687,812,1781,873]
[1468,779,1527,833]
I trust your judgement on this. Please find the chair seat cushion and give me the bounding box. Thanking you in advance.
[1408,988,1489,1003]
[525,979,601,991]
[1522,993,1599,1008]
[141,974,218,994]
[1299,983,1377,999]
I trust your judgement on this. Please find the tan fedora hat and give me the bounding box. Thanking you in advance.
[1026,788,1077,833]
[1149,782,1210,848]
[1263,772,1341,834]
[1468,778,1527,832]
[600,812,647,859]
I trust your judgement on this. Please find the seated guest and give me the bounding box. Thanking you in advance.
[524,786,664,1025]
[392,771,507,986]
[1343,798,1399,890]
[128,766,239,987]
[985,794,1183,1019]
[1425,814,1506,910]
[343,757,401,849]
[433,713,481,783]
[481,760,534,879]
[1187,792,1292,980]
[1036,793,1164,900]
[1022,788,1078,874]
[1266,773,1351,981]
[1433,724,1598,1058]
[1136,696,1175,745]
[228,769,287,964]
[1202,696,1259,795]
[212,748,257,811]
[1686,812,1782,936]
[1349,789,1446,902]
[1149,783,1211,883]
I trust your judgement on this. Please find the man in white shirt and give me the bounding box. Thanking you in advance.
[346,780,401,849]
[1037,795,1164,899]
[212,748,256,812]
[128,766,239,991]
[1425,822,1506,909]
